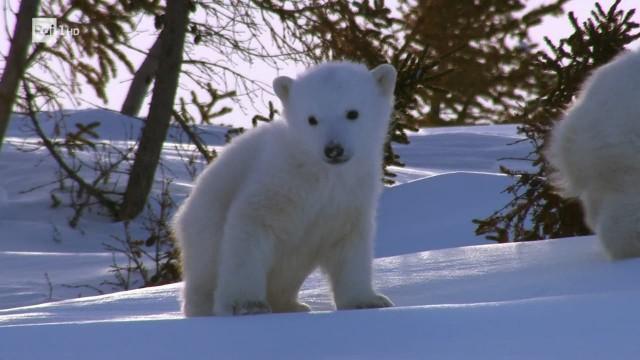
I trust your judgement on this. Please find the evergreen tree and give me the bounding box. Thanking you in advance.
[26,0,154,104]
[474,0,640,243]
[261,0,452,182]
[400,0,567,125]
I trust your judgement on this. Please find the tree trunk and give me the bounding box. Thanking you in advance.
[119,0,190,221]
[425,94,446,126]
[0,0,40,151]
[120,37,162,117]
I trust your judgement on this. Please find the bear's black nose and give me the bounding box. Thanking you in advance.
[324,142,344,161]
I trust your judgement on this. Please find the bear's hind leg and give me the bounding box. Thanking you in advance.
[183,279,215,317]
[267,281,312,313]
[266,260,316,313]
[596,192,640,259]
[178,224,218,317]
[181,246,217,317]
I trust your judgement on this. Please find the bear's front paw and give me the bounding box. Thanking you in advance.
[231,300,272,316]
[344,293,394,310]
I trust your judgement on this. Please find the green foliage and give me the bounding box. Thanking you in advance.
[62,122,101,153]
[27,1,159,103]
[173,85,233,172]
[401,0,568,125]
[252,101,279,127]
[473,1,640,243]
[222,101,279,144]
[182,84,235,125]
[262,0,454,182]
[174,83,235,161]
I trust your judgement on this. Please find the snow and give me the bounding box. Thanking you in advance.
[5,109,229,145]
[3,236,640,359]
[3,292,640,359]
[2,109,639,359]
[376,172,513,256]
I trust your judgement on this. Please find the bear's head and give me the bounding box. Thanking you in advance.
[273,62,396,166]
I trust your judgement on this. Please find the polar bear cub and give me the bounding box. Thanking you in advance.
[172,62,396,316]
[546,50,640,259]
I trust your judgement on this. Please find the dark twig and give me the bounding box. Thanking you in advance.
[22,82,120,219]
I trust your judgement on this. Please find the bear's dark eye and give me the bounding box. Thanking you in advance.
[308,116,318,126]
[346,110,359,120]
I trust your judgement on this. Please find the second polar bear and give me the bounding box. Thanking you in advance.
[173,62,396,316]
[546,50,640,259]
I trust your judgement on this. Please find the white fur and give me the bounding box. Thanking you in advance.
[173,62,396,316]
[546,50,640,259]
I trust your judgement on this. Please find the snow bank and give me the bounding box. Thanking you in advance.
[1,112,525,310]
[2,236,640,359]
[3,292,640,360]
[7,110,635,359]
[3,236,637,326]
[376,172,511,256]
[390,124,533,183]
[5,109,229,145]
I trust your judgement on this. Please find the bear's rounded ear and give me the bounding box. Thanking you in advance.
[371,64,397,96]
[273,76,294,103]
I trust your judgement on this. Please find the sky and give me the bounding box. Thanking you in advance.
[1,0,638,127]
[530,0,640,46]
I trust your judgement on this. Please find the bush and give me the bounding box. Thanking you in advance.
[473,1,640,242]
